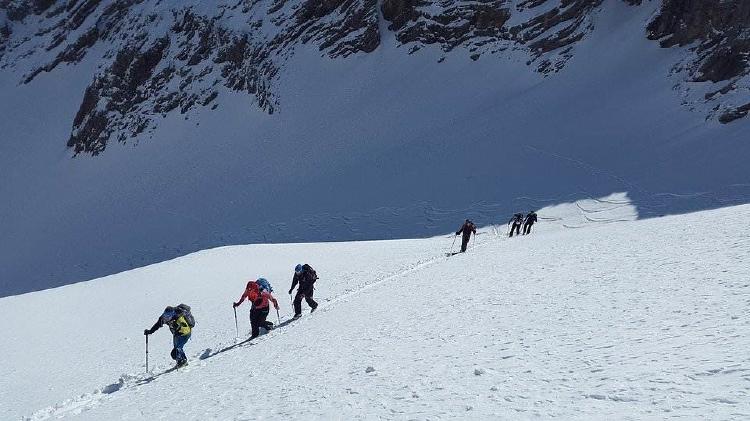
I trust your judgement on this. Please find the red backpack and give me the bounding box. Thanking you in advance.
[246,281,260,303]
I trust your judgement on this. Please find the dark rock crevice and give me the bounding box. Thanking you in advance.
[646,0,750,123]
[68,36,170,155]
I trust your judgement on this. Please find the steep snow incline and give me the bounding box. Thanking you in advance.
[0,237,443,420]
[3,201,749,420]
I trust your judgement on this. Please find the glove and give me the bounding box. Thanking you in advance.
[144,329,150,336]
[232,302,239,308]
[288,289,293,295]
[274,303,280,310]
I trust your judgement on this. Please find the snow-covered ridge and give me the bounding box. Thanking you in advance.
[1,0,748,154]
[2,202,748,420]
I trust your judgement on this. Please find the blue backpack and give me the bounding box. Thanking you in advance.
[256,278,273,293]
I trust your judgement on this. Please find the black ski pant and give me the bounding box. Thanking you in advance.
[250,306,272,338]
[523,222,534,235]
[293,288,318,316]
[509,223,521,237]
[460,234,471,252]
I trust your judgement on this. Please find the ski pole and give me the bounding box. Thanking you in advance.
[276,308,281,325]
[145,334,149,373]
[448,235,457,254]
[233,306,239,339]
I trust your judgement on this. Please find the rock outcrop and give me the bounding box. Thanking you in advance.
[647,0,750,122]
[1,0,748,155]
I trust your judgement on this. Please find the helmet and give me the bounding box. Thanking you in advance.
[295,264,303,273]
[161,306,176,321]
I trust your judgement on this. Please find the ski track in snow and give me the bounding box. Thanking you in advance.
[18,194,631,420]
[12,197,750,420]
[23,234,496,421]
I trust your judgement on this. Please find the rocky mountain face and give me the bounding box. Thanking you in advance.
[0,0,748,155]
[380,0,601,71]
[646,0,750,123]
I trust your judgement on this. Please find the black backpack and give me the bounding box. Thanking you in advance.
[176,304,196,327]
[303,264,318,283]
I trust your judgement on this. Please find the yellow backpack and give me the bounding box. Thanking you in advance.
[174,315,192,335]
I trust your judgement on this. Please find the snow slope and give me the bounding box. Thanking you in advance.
[1,2,749,295]
[2,199,749,420]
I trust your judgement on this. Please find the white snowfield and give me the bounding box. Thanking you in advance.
[2,198,749,420]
